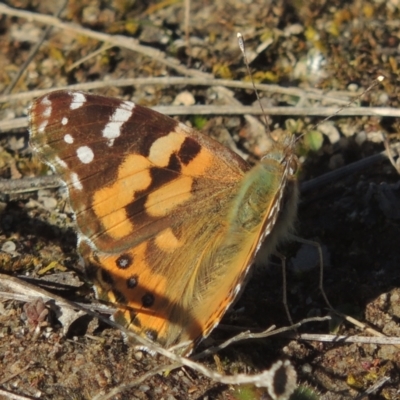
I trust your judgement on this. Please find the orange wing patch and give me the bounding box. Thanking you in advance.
[92,154,152,239]
[155,228,183,252]
[91,129,216,247]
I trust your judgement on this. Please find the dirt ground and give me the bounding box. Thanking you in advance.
[1,0,400,399]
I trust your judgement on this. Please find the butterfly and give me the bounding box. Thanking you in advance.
[29,90,299,355]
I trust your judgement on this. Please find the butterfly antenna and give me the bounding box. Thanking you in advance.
[237,33,271,136]
[296,75,385,144]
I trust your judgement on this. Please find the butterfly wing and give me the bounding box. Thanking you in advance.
[29,90,297,354]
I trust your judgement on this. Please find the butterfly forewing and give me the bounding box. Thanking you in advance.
[30,91,249,247]
[29,90,298,354]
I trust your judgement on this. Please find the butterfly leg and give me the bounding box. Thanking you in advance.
[289,235,334,312]
[273,252,294,326]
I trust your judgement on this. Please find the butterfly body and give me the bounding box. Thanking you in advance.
[29,90,298,354]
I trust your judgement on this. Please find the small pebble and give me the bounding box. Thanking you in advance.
[1,241,16,254]
[284,23,304,36]
[355,131,367,146]
[301,363,313,374]
[378,92,389,105]
[38,189,58,209]
[347,83,359,92]
[318,122,340,144]
[41,197,58,210]
[82,6,100,24]
[173,91,195,106]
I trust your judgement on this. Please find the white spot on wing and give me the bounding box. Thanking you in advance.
[54,156,67,168]
[41,96,51,106]
[70,92,87,110]
[64,134,74,144]
[102,101,135,146]
[70,172,83,190]
[76,146,94,164]
[38,121,48,133]
[61,117,68,125]
[37,95,52,131]
[42,106,51,118]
